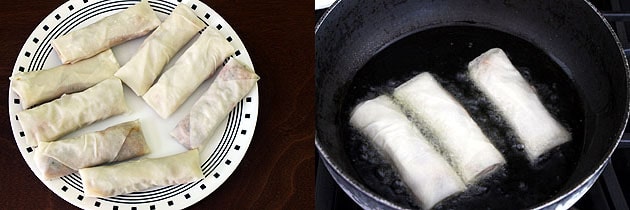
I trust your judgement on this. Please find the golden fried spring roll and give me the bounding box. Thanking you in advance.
[10,49,119,109]
[393,72,506,184]
[17,78,128,147]
[350,95,465,209]
[34,120,150,180]
[142,27,235,118]
[170,59,259,149]
[115,4,206,96]
[52,0,160,64]
[468,48,571,163]
[80,149,203,197]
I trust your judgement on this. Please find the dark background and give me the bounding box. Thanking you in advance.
[0,0,315,209]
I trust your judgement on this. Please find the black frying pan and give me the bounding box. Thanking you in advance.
[315,0,630,209]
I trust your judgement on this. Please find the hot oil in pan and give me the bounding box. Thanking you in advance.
[341,26,583,209]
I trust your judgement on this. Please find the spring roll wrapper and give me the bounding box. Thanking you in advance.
[80,149,203,197]
[10,49,119,109]
[52,0,160,64]
[393,72,506,185]
[350,95,465,210]
[115,4,206,96]
[170,59,259,149]
[34,120,150,180]
[468,48,571,163]
[17,78,128,147]
[142,27,235,118]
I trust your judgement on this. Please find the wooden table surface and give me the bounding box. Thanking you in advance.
[0,0,315,209]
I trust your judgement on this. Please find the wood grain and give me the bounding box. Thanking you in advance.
[0,0,315,209]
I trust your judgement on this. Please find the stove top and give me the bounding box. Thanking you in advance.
[315,1,630,209]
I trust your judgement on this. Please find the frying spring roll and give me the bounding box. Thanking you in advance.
[10,49,119,109]
[115,4,206,96]
[52,0,160,64]
[350,95,465,210]
[393,72,505,184]
[142,28,235,118]
[468,48,571,163]
[17,78,128,147]
[171,59,259,149]
[34,120,150,180]
[80,149,203,197]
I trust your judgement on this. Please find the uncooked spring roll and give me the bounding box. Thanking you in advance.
[468,48,571,163]
[34,120,150,180]
[10,49,119,109]
[350,95,465,210]
[80,149,203,197]
[17,78,128,147]
[52,0,160,64]
[171,59,259,149]
[393,72,505,184]
[115,4,206,96]
[142,27,235,118]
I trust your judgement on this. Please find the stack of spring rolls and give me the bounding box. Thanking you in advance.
[11,0,258,198]
[350,48,571,209]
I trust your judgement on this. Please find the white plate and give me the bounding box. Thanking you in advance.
[8,0,258,209]
[315,0,334,10]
